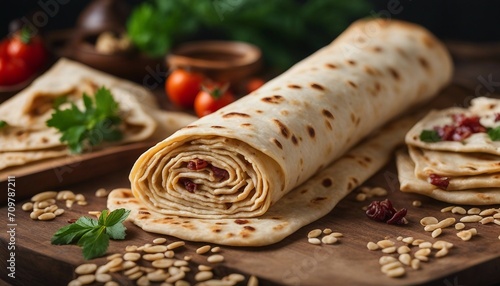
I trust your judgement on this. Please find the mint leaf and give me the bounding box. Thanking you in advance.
[51,208,130,260]
[488,126,500,141]
[46,86,123,154]
[419,130,441,142]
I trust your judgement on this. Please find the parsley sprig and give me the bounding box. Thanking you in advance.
[46,87,123,153]
[0,120,7,129]
[419,130,441,142]
[51,208,130,260]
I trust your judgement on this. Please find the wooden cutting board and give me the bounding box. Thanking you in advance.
[1,85,500,286]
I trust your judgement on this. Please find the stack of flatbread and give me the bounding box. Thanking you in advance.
[108,18,453,246]
[397,97,500,205]
[0,58,196,172]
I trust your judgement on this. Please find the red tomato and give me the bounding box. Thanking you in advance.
[6,30,47,72]
[165,69,205,108]
[194,84,235,117]
[0,57,31,86]
[246,77,265,93]
[0,40,8,57]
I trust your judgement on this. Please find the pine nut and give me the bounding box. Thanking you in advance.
[75,194,85,201]
[147,270,168,282]
[435,247,449,258]
[424,218,455,231]
[479,208,497,216]
[77,274,96,285]
[166,271,186,283]
[307,229,322,238]
[412,200,422,207]
[124,266,140,276]
[122,261,136,270]
[379,256,398,265]
[30,210,44,219]
[411,239,425,246]
[54,208,65,216]
[397,245,411,254]
[431,228,442,238]
[152,258,174,268]
[308,238,321,245]
[96,265,110,274]
[248,275,259,286]
[420,216,438,226]
[455,222,465,230]
[355,193,367,201]
[433,240,454,249]
[175,281,190,286]
[331,232,343,238]
[165,250,175,258]
[396,236,403,241]
[386,266,406,278]
[415,255,428,262]
[195,271,214,281]
[95,188,109,197]
[106,258,123,268]
[22,202,33,211]
[381,246,396,254]
[125,245,138,252]
[367,242,379,251]
[58,190,75,200]
[106,253,122,260]
[44,205,58,213]
[494,219,500,226]
[199,265,212,271]
[31,191,58,202]
[77,200,88,206]
[457,230,472,241]
[411,259,420,270]
[381,261,403,273]
[227,273,245,282]
[75,263,97,275]
[467,207,481,215]
[68,279,82,286]
[37,201,51,209]
[95,273,112,283]
[183,255,192,261]
[460,215,482,223]
[153,237,167,244]
[323,228,333,235]
[402,237,414,244]
[66,199,75,208]
[451,206,466,214]
[143,253,165,261]
[167,241,185,250]
[38,212,56,221]
[398,253,411,266]
[144,245,168,253]
[371,187,388,196]
[494,213,500,219]
[441,206,454,212]
[123,252,141,261]
[207,254,224,263]
[321,235,338,244]
[415,248,431,257]
[211,246,221,253]
[377,239,395,248]
[196,245,211,254]
[127,271,144,280]
[136,275,149,286]
[174,260,188,267]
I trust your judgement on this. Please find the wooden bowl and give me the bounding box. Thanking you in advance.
[166,40,262,84]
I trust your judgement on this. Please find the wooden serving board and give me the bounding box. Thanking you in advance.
[1,84,500,286]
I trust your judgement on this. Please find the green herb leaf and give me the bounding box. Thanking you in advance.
[419,130,441,142]
[0,120,7,129]
[487,126,500,141]
[46,86,123,153]
[51,208,130,260]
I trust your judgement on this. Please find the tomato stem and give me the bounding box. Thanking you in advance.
[19,27,33,44]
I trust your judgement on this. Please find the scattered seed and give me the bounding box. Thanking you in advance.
[32,191,58,202]
[321,235,338,244]
[367,242,379,251]
[197,245,211,254]
[379,256,398,265]
[22,202,33,211]
[435,247,449,258]
[455,222,465,230]
[75,263,97,275]
[122,261,136,270]
[195,271,214,282]
[96,265,110,274]
[153,237,167,244]
[411,259,420,270]
[66,199,75,208]
[136,275,150,286]
[323,228,333,235]
[143,253,165,261]
[381,261,403,273]
[308,237,321,245]
[377,239,395,248]
[432,240,454,249]
[44,205,58,213]
[397,245,411,254]
[95,273,112,283]
[386,266,406,278]
[175,281,190,286]
[381,246,397,254]
[67,279,82,286]
[166,271,186,283]
[106,253,122,261]
[467,207,481,215]
[355,193,367,201]
[431,228,442,238]
[144,245,168,253]
[415,248,431,257]
[77,200,88,206]
[124,266,140,276]
[30,210,44,219]
[460,215,483,223]
[211,246,221,253]
[398,253,411,266]
[165,250,175,258]
[167,241,186,250]
[125,245,138,252]
[123,252,141,261]
[147,270,169,282]
[424,218,455,231]
[95,188,109,198]
[469,228,478,235]
[54,208,65,216]
[402,237,414,244]
[37,201,51,209]
[494,219,500,226]
[371,187,388,196]
[411,239,425,246]
[58,190,75,200]
[396,236,403,241]
[451,206,466,214]
[248,275,259,286]
[457,230,472,241]
[174,260,189,267]
[494,213,500,219]
[441,206,454,213]
[479,208,497,216]
[77,274,96,285]
[420,216,438,226]
[38,212,56,221]
[106,258,123,269]
[412,200,422,207]
[308,229,322,238]
[207,254,225,263]
[184,255,192,261]
[331,232,344,238]
[415,255,429,262]
[127,271,144,280]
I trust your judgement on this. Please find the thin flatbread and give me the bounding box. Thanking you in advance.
[109,115,419,246]
[129,18,452,219]
[397,150,500,205]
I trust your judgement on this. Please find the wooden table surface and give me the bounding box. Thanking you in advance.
[1,47,500,286]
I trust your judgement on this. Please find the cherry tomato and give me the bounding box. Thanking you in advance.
[246,77,265,93]
[0,57,31,86]
[6,29,47,72]
[165,69,205,108]
[194,83,236,117]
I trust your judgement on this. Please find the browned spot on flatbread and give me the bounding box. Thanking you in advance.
[273,224,285,231]
[240,123,253,128]
[363,156,372,163]
[310,83,325,91]
[288,84,302,89]
[347,181,353,190]
[374,82,382,93]
[307,125,316,139]
[41,137,49,143]
[273,119,290,138]
[325,119,332,130]
[211,226,222,233]
[226,233,234,238]
[244,226,256,231]
[311,197,327,203]
[322,109,334,119]
[272,138,283,149]
[372,46,383,53]
[347,60,356,66]
[256,110,263,114]
[138,210,150,215]
[216,222,227,225]
[388,67,401,81]
[322,178,332,187]
[225,203,233,210]
[223,112,250,118]
[185,125,197,129]
[211,125,225,129]
[325,63,338,69]
[477,193,492,201]
[347,81,357,88]
[262,95,285,104]
[364,65,376,76]
[418,57,430,70]
[351,177,359,185]
[350,112,356,123]
[421,35,435,48]
[122,191,134,198]
[300,189,308,194]
[291,135,298,145]
[235,219,249,225]
[396,47,408,59]
[281,110,289,116]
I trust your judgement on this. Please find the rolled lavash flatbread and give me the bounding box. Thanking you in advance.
[129,18,453,219]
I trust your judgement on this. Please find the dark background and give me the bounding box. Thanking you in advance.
[2,0,500,42]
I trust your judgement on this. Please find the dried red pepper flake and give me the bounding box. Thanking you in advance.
[187,158,209,170]
[429,113,488,142]
[495,113,500,122]
[365,199,408,225]
[428,173,450,190]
